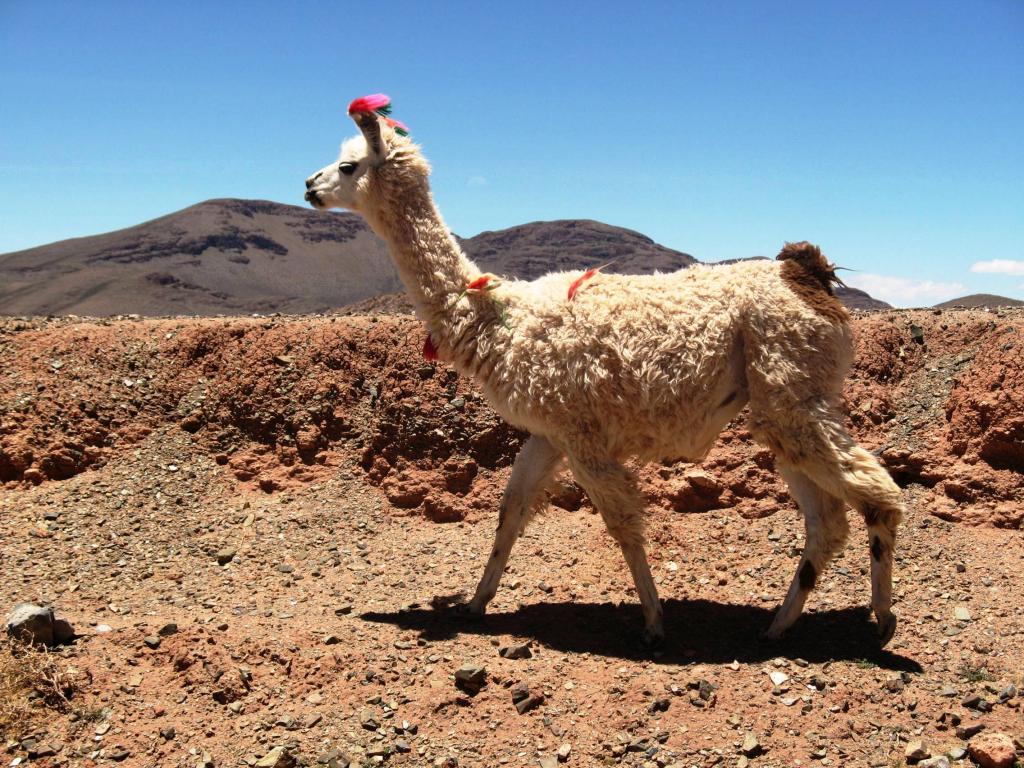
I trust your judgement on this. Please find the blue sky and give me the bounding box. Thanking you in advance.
[1,1,1022,305]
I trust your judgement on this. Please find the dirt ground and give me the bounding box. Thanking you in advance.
[1,308,1022,768]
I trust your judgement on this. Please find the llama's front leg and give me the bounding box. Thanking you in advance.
[466,435,563,615]
[763,465,848,640]
[568,455,664,645]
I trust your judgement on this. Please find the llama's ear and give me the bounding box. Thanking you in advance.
[352,111,387,161]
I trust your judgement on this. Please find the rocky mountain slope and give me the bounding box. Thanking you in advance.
[0,200,401,316]
[935,294,1024,309]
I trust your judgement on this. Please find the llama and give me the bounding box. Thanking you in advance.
[304,95,905,646]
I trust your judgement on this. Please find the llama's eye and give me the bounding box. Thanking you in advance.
[339,162,357,176]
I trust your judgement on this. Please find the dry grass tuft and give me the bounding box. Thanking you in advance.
[0,637,78,739]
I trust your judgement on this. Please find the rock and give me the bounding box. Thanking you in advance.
[499,642,533,660]
[649,697,670,713]
[956,722,985,739]
[158,622,179,636]
[358,708,380,730]
[515,693,545,715]
[143,634,161,649]
[5,603,55,645]
[768,671,789,686]
[557,743,571,762]
[538,757,558,768]
[740,732,762,758]
[917,758,950,768]
[968,732,1016,768]
[947,747,967,761]
[160,727,176,741]
[107,746,131,762]
[962,693,993,712]
[904,739,929,763]
[395,740,411,754]
[255,747,296,768]
[953,606,972,622]
[217,548,237,565]
[454,664,487,694]
[511,682,530,703]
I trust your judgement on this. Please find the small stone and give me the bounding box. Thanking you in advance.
[918,758,950,768]
[515,693,545,715]
[768,671,789,686]
[454,664,487,694]
[953,606,972,622]
[956,722,985,739]
[255,746,295,768]
[967,732,1016,768]
[947,747,967,760]
[107,746,131,762]
[740,732,762,758]
[160,727,176,741]
[334,604,353,616]
[366,744,390,758]
[217,548,237,565]
[277,563,294,574]
[144,635,161,649]
[557,743,571,762]
[511,682,530,703]
[157,623,178,636]
[962,694,993,712]
[649,697,670,713]
[538,757,558,768]
[358,708,380,730]
[499,642,533,660]
[395,740,411,754]
[904,739,929,763]
[323,634,341,645]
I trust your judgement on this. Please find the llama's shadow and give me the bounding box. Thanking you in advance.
[360,598,921,671]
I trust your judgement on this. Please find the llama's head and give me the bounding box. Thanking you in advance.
[304,95,428,222]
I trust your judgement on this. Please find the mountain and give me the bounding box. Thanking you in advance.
[834,286,892,311]
[934,294,1024,309]
[463,219,697,279]
[0,199,400,316]
[1,198,885,316]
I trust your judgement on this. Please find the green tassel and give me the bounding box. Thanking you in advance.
[374,103,393,117]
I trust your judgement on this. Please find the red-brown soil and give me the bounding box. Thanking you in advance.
[1,308,1022,768]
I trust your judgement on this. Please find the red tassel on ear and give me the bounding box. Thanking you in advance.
[348,93,391,115]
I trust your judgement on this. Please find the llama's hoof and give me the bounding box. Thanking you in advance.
[876,613,897,647]
[456,602,486,621]
[758,626,784,643]
[640,626,665,648]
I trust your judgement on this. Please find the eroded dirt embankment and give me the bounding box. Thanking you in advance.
[1,308,1021,527]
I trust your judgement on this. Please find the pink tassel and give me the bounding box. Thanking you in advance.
[348,93,391,115]
[385,117,410,136]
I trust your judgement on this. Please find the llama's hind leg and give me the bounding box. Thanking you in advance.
[568,455,664,645]
[763,464,849,640]
[466,435,563,615]
[753,406,904,646]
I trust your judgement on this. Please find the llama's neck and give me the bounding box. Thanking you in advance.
[369,178,478,328]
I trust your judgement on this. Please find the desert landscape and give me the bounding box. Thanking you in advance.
[2,285,1022,767]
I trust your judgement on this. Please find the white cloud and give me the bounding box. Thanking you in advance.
[970,259,1024,276]
[844,273,967,308]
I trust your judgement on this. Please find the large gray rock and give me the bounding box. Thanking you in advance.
[5,603,75,646]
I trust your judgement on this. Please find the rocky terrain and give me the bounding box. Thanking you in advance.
[1,307,1023,768]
